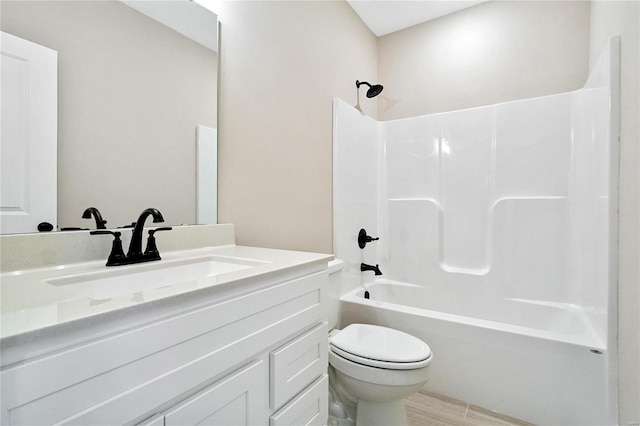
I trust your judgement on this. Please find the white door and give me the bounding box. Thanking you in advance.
[1,31,57,234]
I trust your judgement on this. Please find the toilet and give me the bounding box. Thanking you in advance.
[327,259,433,426]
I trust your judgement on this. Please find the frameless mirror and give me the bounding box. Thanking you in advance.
[0,0,218,234]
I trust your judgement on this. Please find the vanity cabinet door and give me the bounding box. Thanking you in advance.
[164,360,268,426]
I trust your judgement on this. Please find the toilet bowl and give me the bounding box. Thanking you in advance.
[329,324,432,426]
[327,260,433,426]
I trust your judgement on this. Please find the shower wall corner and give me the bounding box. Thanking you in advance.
[332,97,384,295]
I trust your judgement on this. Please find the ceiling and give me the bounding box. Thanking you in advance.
[121,0,218,51]
[346,0,489,37]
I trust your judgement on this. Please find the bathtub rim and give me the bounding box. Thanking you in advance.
[341,280,606,352]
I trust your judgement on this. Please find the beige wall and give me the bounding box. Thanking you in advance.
[1,1,217,230]
[378,1,590,120]
[589,2,640,423]
[215,1,378,253]
[214,1,593,254]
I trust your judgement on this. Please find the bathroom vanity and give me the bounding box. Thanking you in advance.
[0,225,331,425]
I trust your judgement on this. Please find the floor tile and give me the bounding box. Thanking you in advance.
[405,390,535,426]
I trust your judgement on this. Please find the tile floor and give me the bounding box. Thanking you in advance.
[405,391,535,426]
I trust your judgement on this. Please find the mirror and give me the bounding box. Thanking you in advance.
[0,0,218,233]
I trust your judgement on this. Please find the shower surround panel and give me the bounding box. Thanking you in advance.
[334,85,611,326]
[384,87,609,312]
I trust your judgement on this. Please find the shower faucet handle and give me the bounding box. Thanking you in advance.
[358,228,379,249]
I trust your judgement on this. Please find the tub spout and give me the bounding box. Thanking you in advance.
[361,263,382,276]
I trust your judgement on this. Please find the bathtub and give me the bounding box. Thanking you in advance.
[338,279,616,426]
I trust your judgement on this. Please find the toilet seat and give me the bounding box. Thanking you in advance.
[330,324,432,370]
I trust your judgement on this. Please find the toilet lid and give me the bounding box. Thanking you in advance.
[330,324,431,368]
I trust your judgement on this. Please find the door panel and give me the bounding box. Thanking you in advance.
[1,31,57,234]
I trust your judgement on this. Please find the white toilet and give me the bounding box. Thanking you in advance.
[327,260,433,426]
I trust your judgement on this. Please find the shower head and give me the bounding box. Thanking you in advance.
[356,80,383,98]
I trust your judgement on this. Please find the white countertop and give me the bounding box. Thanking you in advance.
[1,244,333,340]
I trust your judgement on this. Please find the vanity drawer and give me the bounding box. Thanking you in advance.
[270,375,328,426]
[270,322,328,410]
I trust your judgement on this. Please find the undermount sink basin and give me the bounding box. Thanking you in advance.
[46,256,267,301]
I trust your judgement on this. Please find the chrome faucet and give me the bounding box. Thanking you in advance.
[82,207,107,229]
[127,208,165,260]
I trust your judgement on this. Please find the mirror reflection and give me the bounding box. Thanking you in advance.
[0,0,218,234]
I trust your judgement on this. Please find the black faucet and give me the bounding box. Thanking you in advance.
[90,208,172,266]
[361,263,382,276]
[127,208,166,260]
[82,207,107,229]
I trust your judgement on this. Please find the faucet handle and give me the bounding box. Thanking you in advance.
[90,230,118,236]
[358,228,379,249]
[149,227,173,234]
[144,227,173,259]
[90,230,126,266]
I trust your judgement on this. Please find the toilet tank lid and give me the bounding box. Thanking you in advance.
[330,324,431,363]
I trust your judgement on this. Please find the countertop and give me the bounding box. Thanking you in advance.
[1,244,333,340]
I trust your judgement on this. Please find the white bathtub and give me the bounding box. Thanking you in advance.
[338,279,616,426]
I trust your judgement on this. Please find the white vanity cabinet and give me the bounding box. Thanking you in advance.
[0,267,329,426]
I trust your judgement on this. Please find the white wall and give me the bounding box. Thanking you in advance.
[1,1,217,229]
[589,2,640,424]
[212,1,378,254]
[378,1,590,120]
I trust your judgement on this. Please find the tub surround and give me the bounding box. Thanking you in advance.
[1,224,332,425]
[333,37,619,425]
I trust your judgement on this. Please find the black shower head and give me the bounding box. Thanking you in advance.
[356,80,384,98]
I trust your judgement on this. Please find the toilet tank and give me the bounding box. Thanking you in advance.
[327,259,344,329]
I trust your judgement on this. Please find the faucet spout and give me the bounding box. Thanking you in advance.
[361,263,382,276]
[127,208,165,259]
[82,207,107,229]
